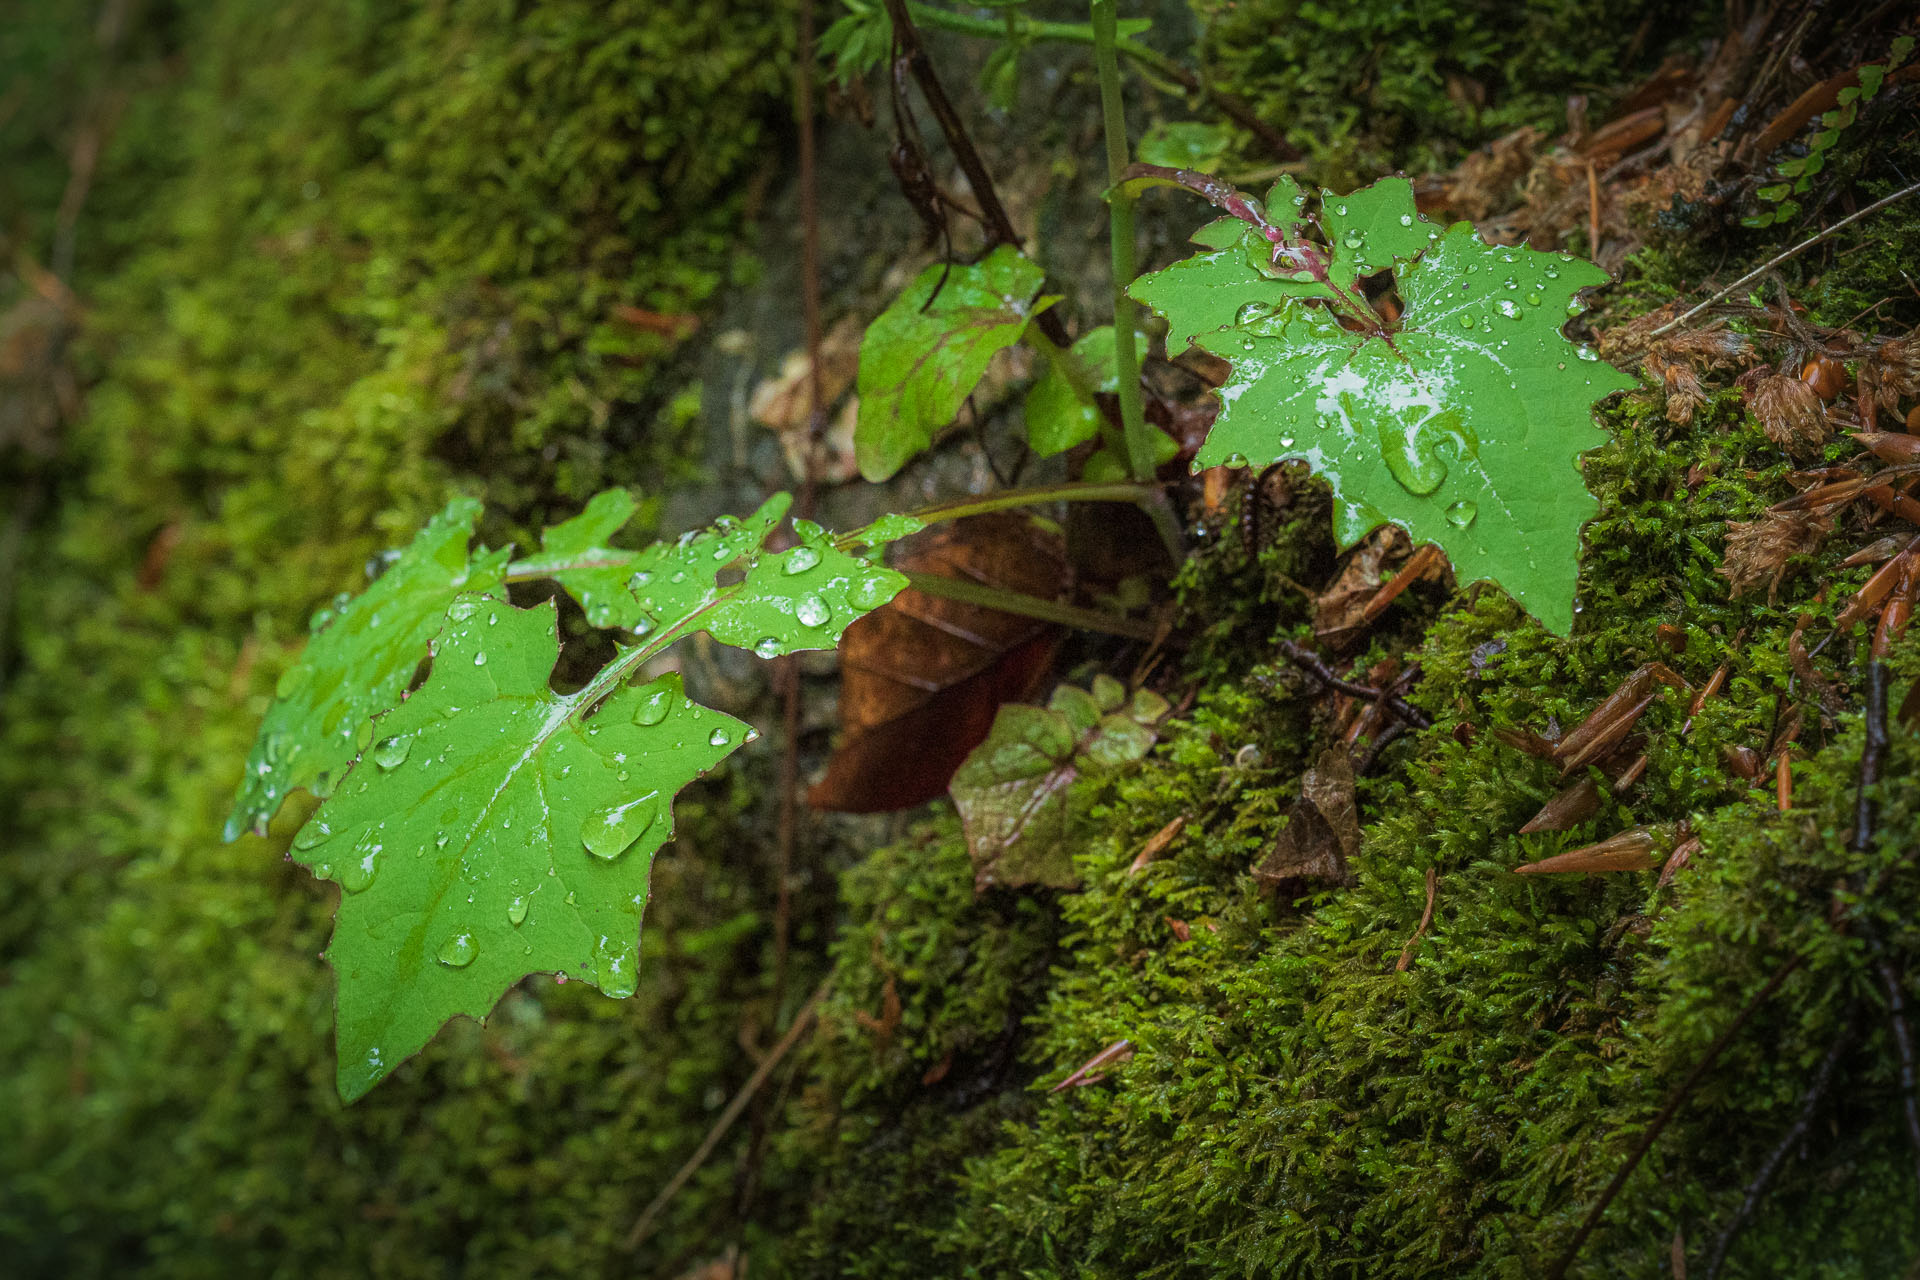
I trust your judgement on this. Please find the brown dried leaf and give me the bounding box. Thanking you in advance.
[1314,525,1410,647]
[1253,747,1359,896]
[1718,508,1833,601]
[809,514,1067,812]
[1515,826,1663,874]
[1744,373,1830,453]
[1647,352,1708,425]
[1552,662,1685,771]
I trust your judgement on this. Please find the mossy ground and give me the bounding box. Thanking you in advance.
[3,2,1918,1277]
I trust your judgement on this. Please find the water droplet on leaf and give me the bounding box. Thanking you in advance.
[632,683,675,726]
[507,895,530,926]
[796,596,831,628]
[582,792,659,860]
[783,546,821,575]
[371,734,413,769]
[473,651,487,666]
[293,820,334,851]
[1445,500,1479,528]
[437,932,478,968]
[754,636,781,658]
[709,727,732,747]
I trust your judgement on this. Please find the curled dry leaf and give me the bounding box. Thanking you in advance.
[1253,747,1360,897]
[1646,352,1708,425]
[1718,508,1834,601]
[1515,825,1664,874]
[1552,662,1684,774]
[810,514,1068,813]
[1314,524,1411,647]
[1858,335,1920,414]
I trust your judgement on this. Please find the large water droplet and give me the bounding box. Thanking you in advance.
[1399,213,1414,226]
[293,820,334,851]
[447,599,477,623]
[754,636,781,659]
[1234,300,1276,325]
[437,932,478,968]
[371,734,413,769]
[796,595,831,628]
[850,575,893,610]
[1223,452,1250,469]
[709,727,732,747]
[1446,500,1479,528]
[632,682,675,727]
[1341,229,1364,249]
[1496,300,1520,319]
[1525,292,1541,307]
[1378,410,1475,498]
[783,545,822,575]
[1577,347,1599,362]
[595,935,637,999]
[473,651,487,666]
[507,894,530,926]
[582,792,659,860]
[1458,313,1476,330]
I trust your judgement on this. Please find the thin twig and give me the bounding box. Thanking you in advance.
[1653,180,1920,337]
[878,0,1073,352]
[1854,660,1890,855]
[1876,953,1920,1193]
[1701,1005,1858,1280]
[623,978,831,1252]
[1274,637,1431,729]
[1545,953,1805,1280]
[1396,867,1438,971]
[902,570,1158,640]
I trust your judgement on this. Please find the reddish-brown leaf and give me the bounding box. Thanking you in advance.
[1515,826,1663,874]
[809,514,1068,812]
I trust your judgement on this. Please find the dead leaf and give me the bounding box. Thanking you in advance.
[1314,525,1410,646]
[1743,372,1830,454]
[1718,508,1834,601]
[1051,1039,1132,1092]
[1253,747,1359,895]
[1515,826,1663,874]
[1395,866,1438,971]
[1128,814,1187,874]
[810,513,1068,813]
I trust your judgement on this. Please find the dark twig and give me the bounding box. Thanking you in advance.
[1876,953,1920,1193]
[1275,637,1431,729]
[1853,660,1890,855]
[1545,953,1805,1280]
[878,0,1074,352]
[1701,1005,1859,1280]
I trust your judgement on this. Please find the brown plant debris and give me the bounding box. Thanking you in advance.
[1718,509,1835,601]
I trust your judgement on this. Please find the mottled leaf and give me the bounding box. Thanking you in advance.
[855,244,1056,481]
[224,498,509,840]
[952,679,1171,891]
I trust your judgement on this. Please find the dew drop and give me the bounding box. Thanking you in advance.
[1223,452,1250,469]
[437,932,478,968]
[796,595,831,628]
[1239,336,1256,351]
[485,610,498,626]
[1399,213,1413,226]
[1503,277,1518,290]
[1336,203,1349,215]
[293,820,334,851]
[595,935,637,999]
[632,683,675,727]
[507,895,530,927]
[1496,300,1520,319]
[754,636,782,659]
[308,607,335,635]
[1545,267,1560,279]
[371,734,413,769]
[1233,300,1276,325]
[630,569,652,588]
[435,833,449,848]
[1445,500,1479,528]
[1526,292,1541,306]
[1458,313,1476,330]
[616,769,629,782]
[709,727,732,747]
[783,545,822,575]
[565,892,577,905]
[473,651,487,666]
[582,792,659,860]
[339,835,381,893]
[1341,229,1364,250]
[1577,347,1599,362]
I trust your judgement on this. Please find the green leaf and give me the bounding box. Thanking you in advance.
[288,497,915,1099]
[854,244,1055,481]
[1135,120,1235,172]
[951,680,1170,890]
[1319,177,1438,280]
[224,498,509,840]
[512,488,643,628]
[297,599,745,1102]
[1026,325,1121,455]
[1129,177,1635,634]
[1128,227,1333,349]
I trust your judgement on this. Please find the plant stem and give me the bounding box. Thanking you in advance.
[903,570,1158,640]
[895,480,1158,528]
[1091,0,1155,485]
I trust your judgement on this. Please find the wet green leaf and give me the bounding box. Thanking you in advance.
[1135,120,1234,172]
[224,498,509,840]
[296,599,744,1102]
[855,244,1055,481]
[1128,177,1636,633]
[951,680,1170,890]
[245,494,916,1098]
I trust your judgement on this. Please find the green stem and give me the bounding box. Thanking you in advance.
[902,570,1158,641]
[1091,0,1154,485]
[891,481,1158,530]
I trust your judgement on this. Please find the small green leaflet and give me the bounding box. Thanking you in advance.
[855,244,1057,482]
[1128,176,1635,634]
[1023,324,1177,480]
[224,498,509,840]
[950,675,1169,891]
[232,489,915,1099]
